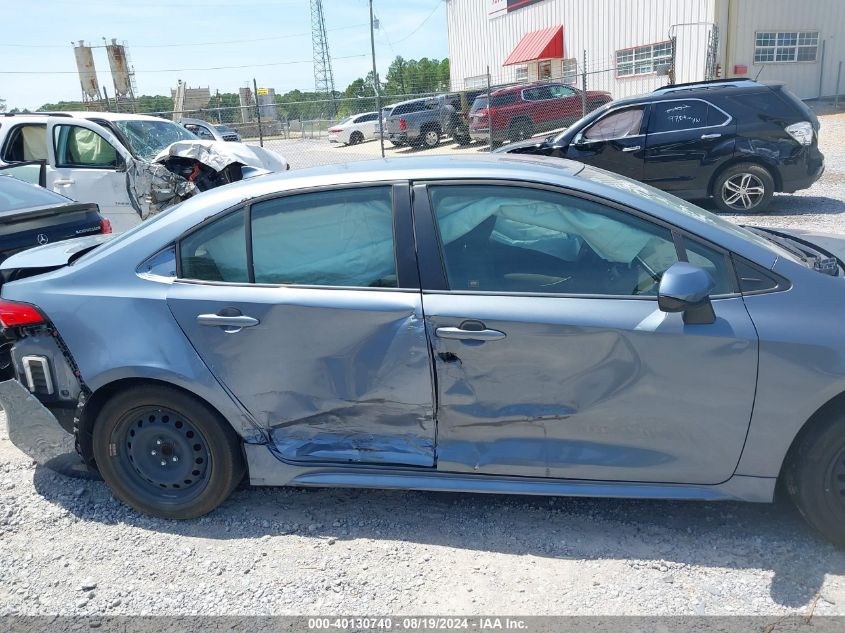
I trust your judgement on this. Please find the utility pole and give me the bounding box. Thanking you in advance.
[370,0,385,158]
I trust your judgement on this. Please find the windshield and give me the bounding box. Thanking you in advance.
[0,175,69,212]
[113,119,198,161]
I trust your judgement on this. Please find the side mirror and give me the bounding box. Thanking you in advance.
[658,262,717,325]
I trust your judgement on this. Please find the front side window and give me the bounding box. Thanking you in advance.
[648,100,729,133]
[549,85,576,99]
[2,124,47,163]
[582,107,644,141]
[617,41,673,77]
[251,187,397,288]
[179,208,248,283]
[429,185,681,296]
[53,125,119,168]
[755,31,819,63]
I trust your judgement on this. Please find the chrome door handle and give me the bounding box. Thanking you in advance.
[196,314,259,330]
[53,179,75,185]
[701,133,722,139]
[435,327,506,341]
[621,146,641,152]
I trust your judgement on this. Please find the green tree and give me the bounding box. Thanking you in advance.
[136,95,174,114]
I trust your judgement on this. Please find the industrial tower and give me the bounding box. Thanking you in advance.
[310,0,337,117]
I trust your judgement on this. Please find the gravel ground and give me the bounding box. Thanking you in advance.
[1,110,845,618]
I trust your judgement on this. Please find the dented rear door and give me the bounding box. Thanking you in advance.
[166,183,437,467]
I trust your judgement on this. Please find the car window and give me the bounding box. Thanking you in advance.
[53,125,119,168]
[649,100,728,133]
[549,85,576,98]
[251,187,397,288]
[185,123,215,140]
[179,208,248,283]
[683,238,734,295]
[523,87,553,101]
[392,101,426,115]
[582,107,644,141]
[2,124,47,163]
[429,184,681,296]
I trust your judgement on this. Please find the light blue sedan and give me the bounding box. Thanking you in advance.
[1,155,844,546]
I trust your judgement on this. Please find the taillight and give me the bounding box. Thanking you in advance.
[328,127,342,133]
[400,118,407,131]
[785,121,813,146]
[0,300,45,328]
[99,218,113,234]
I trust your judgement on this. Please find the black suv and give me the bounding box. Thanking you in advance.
[500,79,824,213]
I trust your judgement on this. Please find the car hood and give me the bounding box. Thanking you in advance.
[153,140,288,172]
[0,234,113,272]
[772,228,845,261]
[495,137,553,154]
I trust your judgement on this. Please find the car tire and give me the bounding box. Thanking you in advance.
[509,119,534,142]
[784,410,845,548]
[92,385,245,519]
[455,134,472,146]
[349,131,364,145]
[713,163,774,213]
[422,128,441,149]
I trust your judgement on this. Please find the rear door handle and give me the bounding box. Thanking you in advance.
[196,314,259,332]
[435,326,506,341]
[53,179,75,185]
[701,133,722,139]
[621,146,641,152]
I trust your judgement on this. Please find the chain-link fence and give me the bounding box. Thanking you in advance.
[140,46,702,170]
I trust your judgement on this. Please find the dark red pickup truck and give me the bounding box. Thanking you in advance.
[469,82,612,145]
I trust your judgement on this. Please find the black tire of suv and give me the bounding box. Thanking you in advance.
[92,385,245,519]
[509,119,534,142]
[455,134,472,146]
[783,410,845,548]
[713,163,775,214]
[349,131,364,146]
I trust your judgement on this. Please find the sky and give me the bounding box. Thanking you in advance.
[0,0,449,110]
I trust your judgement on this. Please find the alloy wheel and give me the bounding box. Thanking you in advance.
[424,130,439,147]
[721,173,766,211]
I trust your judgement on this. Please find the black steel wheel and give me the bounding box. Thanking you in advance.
[784,410,845,548]
[92,385,244,519]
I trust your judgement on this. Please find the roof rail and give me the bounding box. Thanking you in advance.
[653,78,758,93]
[3,111,76,118]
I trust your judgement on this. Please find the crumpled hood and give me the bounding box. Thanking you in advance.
[153,140,288,172]
[128,140,288,220]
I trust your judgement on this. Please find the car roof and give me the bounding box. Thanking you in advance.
[651,78,770,98]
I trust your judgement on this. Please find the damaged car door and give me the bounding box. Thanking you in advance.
[45,118,139,233]
[166,184,437,466]
[419,182,757,483]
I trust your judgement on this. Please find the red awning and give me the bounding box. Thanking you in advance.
[503,25,564,66]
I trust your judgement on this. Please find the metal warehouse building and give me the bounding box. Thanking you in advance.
[446,0,845,99]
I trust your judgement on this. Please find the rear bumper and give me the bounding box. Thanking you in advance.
[0,378,73,465]
[470,128,507,144]
[388,132,409,144]
[782,155,825,193]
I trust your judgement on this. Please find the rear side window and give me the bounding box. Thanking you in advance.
[179,209,248,283]
[392,101,426,115]
[648,100,729,133]
[2,124,47,163]
[522,87,553,101]
[724,89,814,125]
[251,187,397,287]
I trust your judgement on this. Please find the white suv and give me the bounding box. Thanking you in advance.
[0,112,284,232]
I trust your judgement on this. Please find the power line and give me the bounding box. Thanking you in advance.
[0,53,368,75]
[0,23,368,49]
[389,0,443,44]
